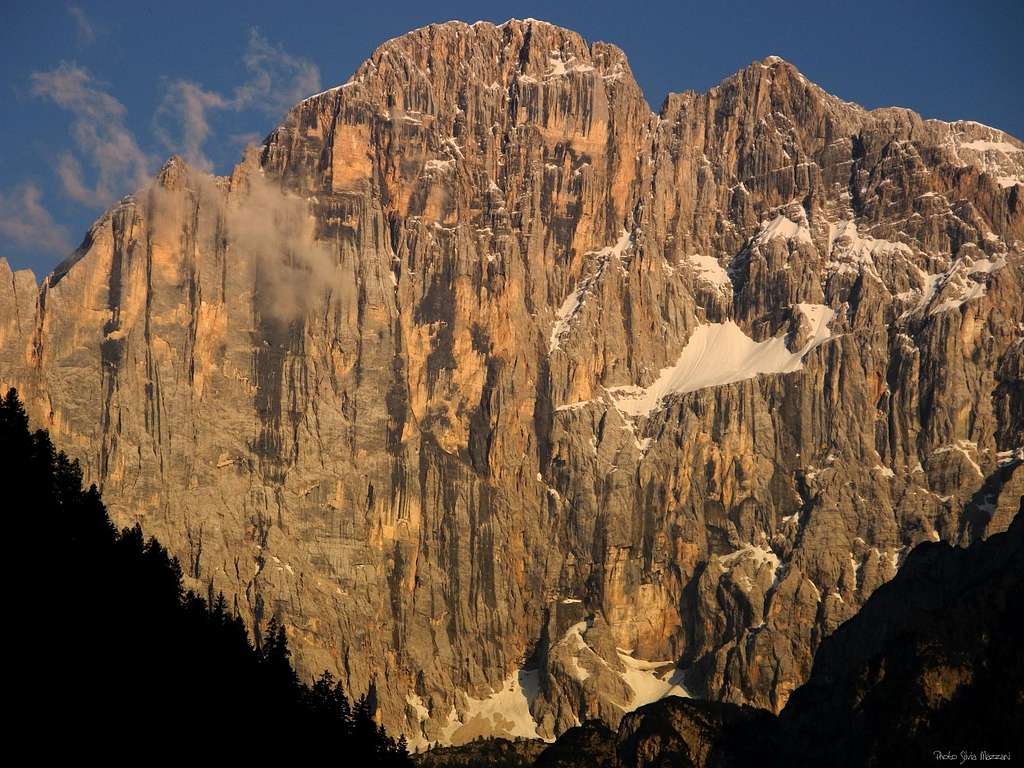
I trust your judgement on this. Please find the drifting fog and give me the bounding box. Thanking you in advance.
[145,153,346,324]
[226,166,345,322]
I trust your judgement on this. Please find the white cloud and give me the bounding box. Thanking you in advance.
[236,28,322,116]
[142,157,344,321]
[30,63,153,207]
[0,183,73,255]
[154,28,321,167]
[226,164,344,321]
[154,81,229,171]
[26,26,321,243]
[67,6,96,45]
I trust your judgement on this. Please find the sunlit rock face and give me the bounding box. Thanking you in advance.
[2,18,1022,746]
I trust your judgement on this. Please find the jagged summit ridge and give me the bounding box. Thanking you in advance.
[306,19,834,116]
[0,19,1021,749]
[302,18,634,106]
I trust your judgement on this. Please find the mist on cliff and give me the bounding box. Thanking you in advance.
[227,167,345,323]
[141,148,345,324]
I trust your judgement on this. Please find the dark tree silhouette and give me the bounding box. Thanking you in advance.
[2,387,412,762]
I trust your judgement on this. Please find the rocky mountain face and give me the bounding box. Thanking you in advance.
[525,507,1022,767]
[1,18,1022,747]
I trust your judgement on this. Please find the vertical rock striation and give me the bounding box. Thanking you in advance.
[2,19,1022,744]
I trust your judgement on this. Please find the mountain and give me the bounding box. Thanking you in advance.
[1,18,1022,747]
[520,504,1022,767]
[1,388,412,762]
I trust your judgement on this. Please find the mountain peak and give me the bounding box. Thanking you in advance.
[740,53,806,81]
[156,154,191,190]
[7,17,1022,753]
[310,16,641,122]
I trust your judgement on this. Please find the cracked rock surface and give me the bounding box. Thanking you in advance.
[1,19,1022,745]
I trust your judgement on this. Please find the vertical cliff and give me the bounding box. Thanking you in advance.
[1,19,1021,746]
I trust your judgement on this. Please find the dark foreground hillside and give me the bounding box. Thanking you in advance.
[421,500,1024,767]
[1,388,412,762]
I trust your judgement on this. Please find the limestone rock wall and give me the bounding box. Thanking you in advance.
[1,19,1021,745]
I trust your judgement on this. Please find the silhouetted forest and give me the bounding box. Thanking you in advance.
[2,388,412,761]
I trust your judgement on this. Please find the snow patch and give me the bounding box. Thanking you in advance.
[607,312,834,417]
[549,230,631,352]
[617,653,689,710]
[959,139,1023,154]
[549,288,585,352]
[405,694,433,752]
[719,543,781,572]
[966,256,1007,275]
[950,130,1024,187]
[685,254,732,289]
[933,440,983,477]
[925,253,1005,315]
[930,281,986,315]
[407,693,429,723]
[996,447,1023,466]
[794,303,835,347]
[545,54,594,78]
[443,669,542,745]
[756,214,813,246]
[423,158,454,173]
[554,621,688,714]
[716,543,783,596]
[562,622,592,682]
[826,220,912,283]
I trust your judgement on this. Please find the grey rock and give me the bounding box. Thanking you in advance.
[1,19,1021,745]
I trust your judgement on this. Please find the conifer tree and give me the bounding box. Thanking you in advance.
[3,388,412,762]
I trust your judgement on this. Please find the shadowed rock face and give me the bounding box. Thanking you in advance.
[522,503,1023,768]
[1,18,1022,745]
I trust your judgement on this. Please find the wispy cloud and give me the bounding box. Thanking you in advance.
[229,131,264,147]
[13,26,333,300]
[30,63,153,207]
[154,81,228,171]
[227,163,345,321]
[154,28,320,167]
[27,28,320,221]
[67,5,96,45]
[236,28,322,116]
[141,154,343,321]
[0,183,73,256]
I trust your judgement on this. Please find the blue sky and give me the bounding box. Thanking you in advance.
[2,0,1022,277]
